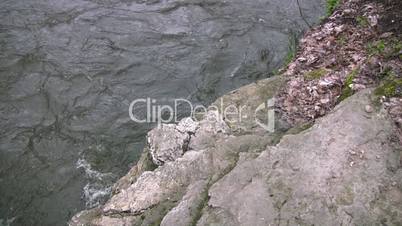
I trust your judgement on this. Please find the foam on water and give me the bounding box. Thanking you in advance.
[76,158,113,208]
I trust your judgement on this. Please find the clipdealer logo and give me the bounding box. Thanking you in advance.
[129,98,275,132]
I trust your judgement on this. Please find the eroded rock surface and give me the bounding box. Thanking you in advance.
[199,90,402,226]
[148,118,199,166]
[71,89,402,226]
[70,108,279,225]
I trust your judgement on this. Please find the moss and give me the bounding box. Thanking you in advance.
[374,77,402,98]
[378,66,395,80]
[286,122,314,135]
[326,0,340,16]
[367,38,402,59]
[140,193,184,226]
[336,35,347,46]
[304,68,328,80]
[269,68,280,77]
[256,76,285,100]
[367,40,386,56]
[339,69,358,102]
[386,38,402,59]
[356,16,369,27]
[284,34,297,66]
[190,188,210,226]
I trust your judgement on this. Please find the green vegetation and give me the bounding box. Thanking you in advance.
[367,39,402,58]
[304,68,328,80]
[356,16,369,27]
[271,34,297,77]
[190,188,210,226]
[378,66,394,80]
[326,0,341,16]
[336,35,347,46]
[285,35,297,66]
[339,69,358,101]
[286,122,314,135]
[374,77,402,98]
[387,38,402,59]
[372,68,401,107]
[367,40,386,56]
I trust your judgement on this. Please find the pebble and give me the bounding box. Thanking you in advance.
[379,32,393,38]
[298,57,307,62]
[343,9,353,14]
[365,105,373,113]
[320,98,330,104]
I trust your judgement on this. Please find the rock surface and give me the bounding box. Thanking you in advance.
[148,118,199,166]
[70,89,402,226]
[198,90,402,226]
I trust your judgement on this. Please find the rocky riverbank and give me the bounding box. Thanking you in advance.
[70,0,402,225]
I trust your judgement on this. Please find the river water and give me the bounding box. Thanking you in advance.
[0,0,324,225]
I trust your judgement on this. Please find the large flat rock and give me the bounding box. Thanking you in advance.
[199,90,402,226]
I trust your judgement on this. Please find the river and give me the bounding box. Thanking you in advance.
[0,0,324,225]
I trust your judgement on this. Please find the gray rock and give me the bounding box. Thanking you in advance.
[199,90,402,226]
[111,148,156,194]
[70,90,402,226]
[160,180,209,226]
[69,108,275,225]
[102,150,214,215]
[365,104,374,113]
[212,76,287,134]
[147,117,199,166]
[177,117,199,134]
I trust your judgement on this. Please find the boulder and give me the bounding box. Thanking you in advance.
[147,118,199,166]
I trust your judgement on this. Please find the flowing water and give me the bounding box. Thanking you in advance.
[0,0,325,225]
